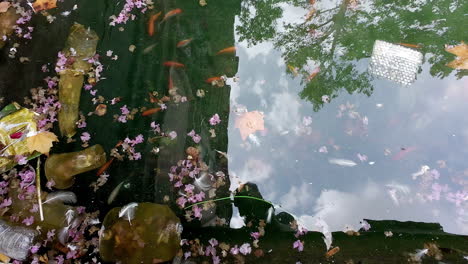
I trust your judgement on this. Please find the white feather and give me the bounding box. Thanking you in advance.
[119,203,138,225]
[43,191,77,204]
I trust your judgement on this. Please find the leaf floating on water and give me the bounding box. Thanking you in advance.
[43,191,77,204]
[199,0,207,6]
[328,158,357,167]
[32,0,57,12]
[26,131,58,155]
[445,41,468,70]
[0,2,10,13]
[235,111,265,141]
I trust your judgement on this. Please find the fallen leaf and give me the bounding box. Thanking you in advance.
[199,0,207,6]
[32,0,57,12]
[26,131,58,155]
[235,111,265,141]
[445,42,468,69]
[0,2,10,13]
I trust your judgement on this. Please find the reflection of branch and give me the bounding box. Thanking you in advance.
[315,18,333,29]
[317,6,340,15]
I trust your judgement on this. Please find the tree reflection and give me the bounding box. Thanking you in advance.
[236,0,467,110]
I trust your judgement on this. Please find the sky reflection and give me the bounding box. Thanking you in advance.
[228,1,467,235]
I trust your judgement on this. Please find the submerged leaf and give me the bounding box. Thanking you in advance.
[235,111,265,141]
[445,42,468,70]
[26,131,58,155]
[32,0,57,12]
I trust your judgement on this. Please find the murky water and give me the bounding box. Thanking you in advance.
[0,0,467,262]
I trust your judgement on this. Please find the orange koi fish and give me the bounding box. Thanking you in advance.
[177,38,193,48]
[397,43,422,49]
[307,66,320,81]
[216,46,236,55]
[325,247,340,258]
[162,8,182,22]
[147,11,162,36]
[96,158,115,176]
[287,64,298,77]
[142,108,162,116]
[205,76,222,83]
[163,61,185,68]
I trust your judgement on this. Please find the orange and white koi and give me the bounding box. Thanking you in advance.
[163,61,185,68]
[307,66,320,81]
[397,43,422,49]
[162,8,182,22]
[147,11,162,36]
[142,108,162,116]
[177,38,193,48]
[216,46,236,55]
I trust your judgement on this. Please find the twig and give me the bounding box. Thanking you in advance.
[184,195,273,210]
[36,158,44,221]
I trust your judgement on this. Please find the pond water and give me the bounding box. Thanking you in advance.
[0,0,467,263]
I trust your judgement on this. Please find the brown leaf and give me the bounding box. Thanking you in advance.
[32,0,57,12]
[0,2,10,13]
[26,131,58,155]
[235,111,265,141]
[445,42,468,70]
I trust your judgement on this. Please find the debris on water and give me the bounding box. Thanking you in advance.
[235,111,265,141]
[384,231,393,237]
[445,41,468,70]
[328,158,357,167]
[129,44,136,52]
[45,144,106,189]
[199,0,207,6]
[411,165,430,180]
[325,247,340,258]
[360,220,371,231]
[318,146,328,153]
[32,0,57,13]
[100,203,181,263]
[408,248,428,262]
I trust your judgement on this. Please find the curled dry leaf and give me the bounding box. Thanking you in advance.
[26,131,58,155]
[235,111,265,141]
[32,0,57,12]
[0,2,10,13]
[445,42,468,70]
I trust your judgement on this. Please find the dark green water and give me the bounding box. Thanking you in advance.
[1,0,468,262]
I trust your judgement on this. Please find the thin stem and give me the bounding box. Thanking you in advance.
[36,158,44,221]
[184,195,273,210]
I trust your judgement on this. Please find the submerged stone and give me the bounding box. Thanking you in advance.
[99,203,181,264]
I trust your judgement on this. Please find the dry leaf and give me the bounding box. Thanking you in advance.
[235,111,265,141]
[445,42,468,70]
[0,2,10,13]
[26,131,58,155]
[32,0,57,12]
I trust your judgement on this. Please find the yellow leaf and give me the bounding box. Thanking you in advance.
[32,0,57,13]
[445,42,468,70]
[0,2,10,13]
[26,132,58,155]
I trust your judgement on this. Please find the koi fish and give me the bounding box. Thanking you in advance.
[147,11,162,36]
[205,76,222,83]
[397,43,422,49]
[216,46,236,55]
[162,8,182,22]
[287,64,298,76]
[307,66,320,81]
[96,158,115,176]
[177,38,193,48]
[305,8,316,21]
[142,108,162,116]
[328,158,357,167]
[163,61,185,68]
[325,247,340,258]
[392,146,417,160]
